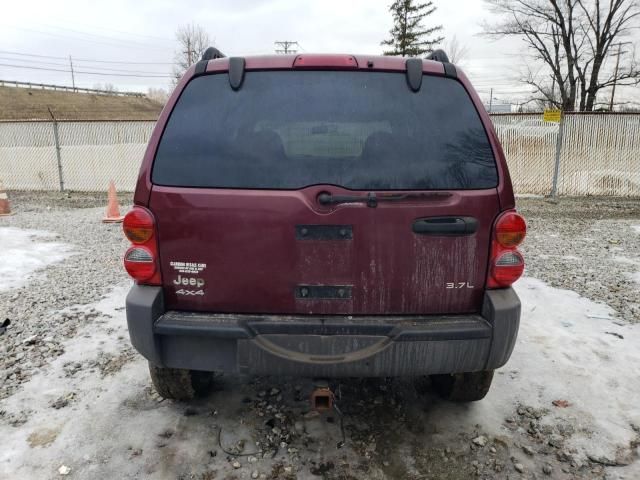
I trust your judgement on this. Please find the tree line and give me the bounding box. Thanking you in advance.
[167,0,638,112]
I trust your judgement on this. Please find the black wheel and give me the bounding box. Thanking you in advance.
[430,370,494,402]
[148,363,213,400]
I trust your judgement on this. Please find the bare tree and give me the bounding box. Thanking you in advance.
[483,0,640,111]
[173,23,212,83]
[444,35,470,65]
[147,87,170,104]
[92,82,118,93]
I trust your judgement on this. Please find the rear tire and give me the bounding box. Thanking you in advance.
[148,363,213,400]
[430,370,494,402]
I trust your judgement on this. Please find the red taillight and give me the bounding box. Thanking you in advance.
[123,207,154,244]
[487,211,526,288]
[495,212,527,247]
[124,246,157,281]
[491,251,525,287]
[123,207,161,285]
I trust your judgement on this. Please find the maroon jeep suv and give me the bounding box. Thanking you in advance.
[123,49,526,402]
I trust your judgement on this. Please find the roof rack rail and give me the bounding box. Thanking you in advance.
[201,47,226,61]
[426,49,450,63]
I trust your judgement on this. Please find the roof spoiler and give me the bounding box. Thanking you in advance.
[194,47,227,77]
[427,49,449,63]
[201,47,226,60]
[193,47,245,90]
[426,49,457,79]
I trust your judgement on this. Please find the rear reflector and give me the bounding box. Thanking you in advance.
[124,246,156,282]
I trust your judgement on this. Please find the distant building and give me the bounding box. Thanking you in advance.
[484,101,512,114]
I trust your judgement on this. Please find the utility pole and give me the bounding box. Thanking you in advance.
[274,41,298,54]
[184,38,194,65]
[69,55,76,91]
[488,88,493,113]
[609,43,623,111]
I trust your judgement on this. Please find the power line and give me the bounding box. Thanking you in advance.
[33,21,174,45]
[1,24,172,52]
[0,56,171,75]
[0,63,173,78]
[0,54,173,74]
[43,16,175,43]
[0,55,70,68]
[29,23,171,50]
[0,50,175,65]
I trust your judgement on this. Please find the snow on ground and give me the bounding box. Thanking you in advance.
[0,227,73,292]
[1,277,639,479]
[632,225,640,234]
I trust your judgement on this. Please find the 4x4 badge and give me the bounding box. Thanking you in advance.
[176,289,204,296]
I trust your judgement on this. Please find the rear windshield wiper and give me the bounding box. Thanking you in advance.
[318,191,451,208]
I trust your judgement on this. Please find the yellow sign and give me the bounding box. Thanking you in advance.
[543,109,562,123]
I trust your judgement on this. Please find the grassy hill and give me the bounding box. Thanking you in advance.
[0,85,163,121]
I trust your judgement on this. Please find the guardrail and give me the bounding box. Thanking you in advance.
[0,79,145,97]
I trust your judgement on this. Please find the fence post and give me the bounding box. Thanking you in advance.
[550,112,565,197]
[47,108,65,191]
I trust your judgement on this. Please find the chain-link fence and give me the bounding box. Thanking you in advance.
[1,114,639,195]
[0,120,154,191]
[492,113,640,196]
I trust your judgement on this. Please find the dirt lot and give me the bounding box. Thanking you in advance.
[1,193,639,479]
[0,85,162,121]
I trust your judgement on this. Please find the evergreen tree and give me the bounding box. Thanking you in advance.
[382,0,444,57]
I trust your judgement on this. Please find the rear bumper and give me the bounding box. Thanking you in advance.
[126,286,520,377]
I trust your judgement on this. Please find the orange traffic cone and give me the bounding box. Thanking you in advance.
[0,180,14,217]
[102,180,124,223]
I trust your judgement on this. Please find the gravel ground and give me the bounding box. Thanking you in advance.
[0,191,130,399]
[0,192,639,479]
[518,197,640,323]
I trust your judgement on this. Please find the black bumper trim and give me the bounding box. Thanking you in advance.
[126,285,520,375]
[154,312,492,342]
[154,311,491,342]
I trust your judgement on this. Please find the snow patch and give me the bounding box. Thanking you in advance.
[402,277,640,464]
[515,194,544,199]
[612,255,639,266]
[0,227,73,292]
[1,279,640,477]
[626,271,640,284]
[632,225,640,234]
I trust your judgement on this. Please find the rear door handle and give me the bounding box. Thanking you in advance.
[412,217,478,235]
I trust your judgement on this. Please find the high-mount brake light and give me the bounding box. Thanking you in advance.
[487,210,527,289]
[495,212,526,247]
[122,207,161,285]
[293,54,359,69]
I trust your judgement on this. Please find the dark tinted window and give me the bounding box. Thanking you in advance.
[153,71,497,190]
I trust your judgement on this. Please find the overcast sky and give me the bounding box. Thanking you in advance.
[1,0,638,106]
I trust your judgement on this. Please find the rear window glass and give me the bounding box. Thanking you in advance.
[153,71,497,190]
